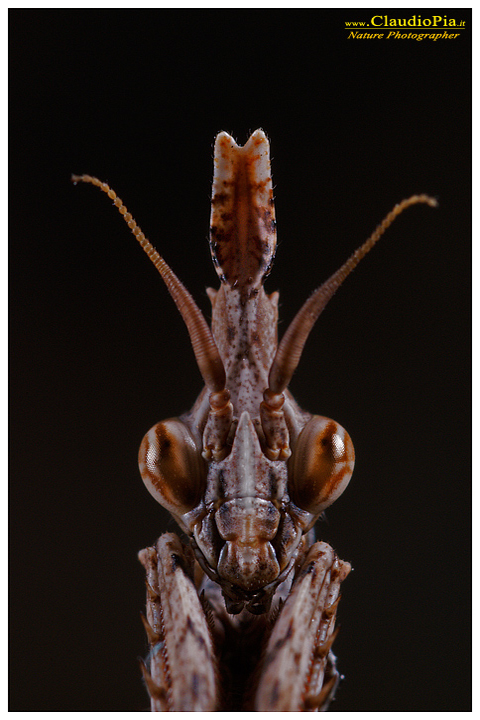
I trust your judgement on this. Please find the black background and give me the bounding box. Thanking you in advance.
[10,9,471,712]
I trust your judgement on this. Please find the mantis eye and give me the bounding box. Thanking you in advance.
[289,416,354,515]
[138,419,206,515]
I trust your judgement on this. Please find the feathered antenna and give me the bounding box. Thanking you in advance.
[72,174,226,394]
[266,194,438,397]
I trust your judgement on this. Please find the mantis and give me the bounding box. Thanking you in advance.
[73,130,436,711]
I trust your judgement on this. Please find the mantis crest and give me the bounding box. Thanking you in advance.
[73,130,435,711]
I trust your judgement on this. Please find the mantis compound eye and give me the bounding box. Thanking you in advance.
[289,416,355,515]
[138,419,206,515]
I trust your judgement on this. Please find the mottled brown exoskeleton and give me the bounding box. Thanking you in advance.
[73,130,435,711]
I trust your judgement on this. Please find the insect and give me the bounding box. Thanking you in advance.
[73,130,436,711]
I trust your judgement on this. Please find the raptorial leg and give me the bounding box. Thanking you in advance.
[254,541,351,712]
[138,533,219,711]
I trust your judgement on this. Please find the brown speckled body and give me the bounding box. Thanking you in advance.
[73,129,435,710]
[135,130,354,708]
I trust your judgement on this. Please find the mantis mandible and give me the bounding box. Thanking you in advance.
[73,129,436,711]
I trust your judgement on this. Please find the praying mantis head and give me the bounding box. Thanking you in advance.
[74,130,436,613]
